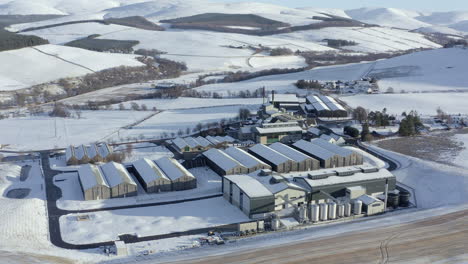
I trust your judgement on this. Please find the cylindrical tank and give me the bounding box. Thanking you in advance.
[298,206,308,222]
[310,204,320,222]
[387,193,400,209]
[399,191,411,207]
[328,202,337,220]
[344,203,352,217]
[353,200,362,215]
[271,218,280,230]
[338,204,345,218]
[319,203,328,221]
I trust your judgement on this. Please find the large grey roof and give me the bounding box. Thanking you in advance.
[132,158,170,184]
[224,147,269,169]
[78,164,110,191]
[172,137,188,150]
[195,136,213,147]
[154,157,195,181]
[269,142,314,163]
[310,138,354,157]
[203,148,245,171]
[225,175,273,198]
[74,145,88,160]
[100,162,136,188]
[293,140,337,160]
[249,144,291,166]
[301,168,394,188]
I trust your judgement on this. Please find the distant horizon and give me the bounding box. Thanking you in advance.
[211,0,468,12]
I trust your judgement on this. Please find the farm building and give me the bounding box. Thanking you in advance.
[206,135,235,147]
[223,175,275,218]
[171,137,208,153]
[75,145,90,164]
[268,93,300,111]
[131,158,172,193]
[100,162,137,198]
[357,194,385,215]
[248,144,295,173]
[307,127,322,138]
[77,164,111,201]
[155,157,197,191]
[293,166,396,204]
[305,95,347,118]
[224,147,271,173]
[269,142,320,171]
[293,140,344,168]
[203,148,248,176]
[254,122,303,144]
[310,138,363,166]
[65,146,79,165]
[66,143,113,165]
[86,144,101,163]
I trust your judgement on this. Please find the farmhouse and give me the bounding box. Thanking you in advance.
[248,144,295,173]
[131,158,172,193]
[77,164,110,201]
[203,148,248,176]
[269,142,320,171]
[293,140,344,168]
[155,157,197,191]
[224,147,271,173]
[100,162,137,198]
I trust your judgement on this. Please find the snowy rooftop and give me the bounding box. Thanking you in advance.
[86,144,98,159]
[97,143,112,158]
[293,140,337,160]
[196,136,213,147]
[307,127,322,136]
[319,95,346,111]
[225,175,273,198]
[269,142,315,163]
[154,157,195,181]
[132,158,170,184]
[269,94,298,103]
[224,147,268,169]
[75,145,87,160]
[78,164,109,191]
[357,194,382,205]
[299,168,394,188]
[172,137,188,150]
[100,162,136,188]
[65,146,75,161]
[184,137,201,148]
[249,144,291,165]
[310,138,354,157]
[250,173,306,194]
[206,135,221,145]
[203,148,244,171]
[255,126,303,135]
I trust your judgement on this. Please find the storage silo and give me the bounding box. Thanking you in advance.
[319,203,328,221]
[338,204,345,218]
[271,218,281,230]
[344,203,352,217]
[399,191,410,207]
[310,204,320,222]
[328,202,337,220]
[387,192,399,209]
[298,205,308,222]
[353,200,362,215]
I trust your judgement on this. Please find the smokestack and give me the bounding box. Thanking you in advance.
[384,179,388,211]
[272,90,275,105]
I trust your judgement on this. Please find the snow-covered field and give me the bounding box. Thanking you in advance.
[54,166,222,210]
[0,44,144,91]
[60,196,248,244]
[453,134,468,169]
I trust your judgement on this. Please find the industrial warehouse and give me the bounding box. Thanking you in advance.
[77,157,196,200]
[66,143,113,165]
[304,95,348,118]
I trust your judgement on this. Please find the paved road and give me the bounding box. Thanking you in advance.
[167,209,468,264]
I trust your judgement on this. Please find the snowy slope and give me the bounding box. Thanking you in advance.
[346,8,430,30]
[0,44,144,91]
[417,11,468,26]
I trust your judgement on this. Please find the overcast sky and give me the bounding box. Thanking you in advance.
[212,0,467,12]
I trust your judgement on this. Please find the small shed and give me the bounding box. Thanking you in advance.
[224,147,271,173]
[248,144,294,173]
[78,164,111,200]
[100,162,137,198]
[131,158,172,193]
[269,142,320,171]
[357,194,385,215]
[203,148,248,176]
[155,157,196,191]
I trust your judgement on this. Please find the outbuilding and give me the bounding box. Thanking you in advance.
[269,142,320,171]
[203,148,248,176]
[293,140,343,168]
[131,158,172,193]
[248,144,294,173]
[357,194,385,215]
[224,147,271,173]
[100,162,137,198]
[78,164,111,200]
[155,157,197,191]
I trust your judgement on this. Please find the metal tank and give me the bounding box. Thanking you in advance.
[399,191,411,207]
[338,204,345,218]
[328,202,337,220]
[344,203,352,217]
[387,192,400,209]
[319,203,328,221]
[353,200,362,215]
[310,204,320,222]
[298,205,308,222]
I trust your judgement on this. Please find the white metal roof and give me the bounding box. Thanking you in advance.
[172,137,188,150]
[203,148,244,171]
[206,135,221,145]
[86,144,98,159]
[318,95,346,111]
[302,168,394,188]
[307,127,321,136]
[184,137,201,148]
[132,158,170,184]
[97,143,112,158]
[269,94,298,103]
[154,157,195,181]
[65,146,75,161]
[255,126,303,135]
[196,136,213,147]
[310,138,354,157]
[293,140,337,160]
[357,194,382,205]
[100,162,136,188]
[249,144,291,166]
[224,147,269,169]
[269,142,314,163]
[78,164,110,191]
[225,175,273,198]
[74,145,88,160]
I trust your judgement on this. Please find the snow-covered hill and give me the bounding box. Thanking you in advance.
[345,7,430,30]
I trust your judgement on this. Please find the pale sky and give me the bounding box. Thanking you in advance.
[212,0,467,12]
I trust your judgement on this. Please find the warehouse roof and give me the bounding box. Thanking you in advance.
[65,146,75,161]
[357,194,382,205]
[155,157,195,181]
[255,126,303,135]
[293,140,337,160]
[206,135,221,145]
[100,162,136,188]
[75,145,88,160]
[203,148,244,171]
[172,137,189,150]
[184,137,201,149]
[196,136,213,147]
[97,143,112,158]
[132,158,170,184]
[224,147,269,169]
[269,94,298,103]
[249,144,291,166]
[307,127,322,136]
[225,175,273,198]
[78,164,109,191]
[310,138,354,157]
[269,142,314,163]
[300,168,394,188]
[86,144,98,159]
[251,173,306,194]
